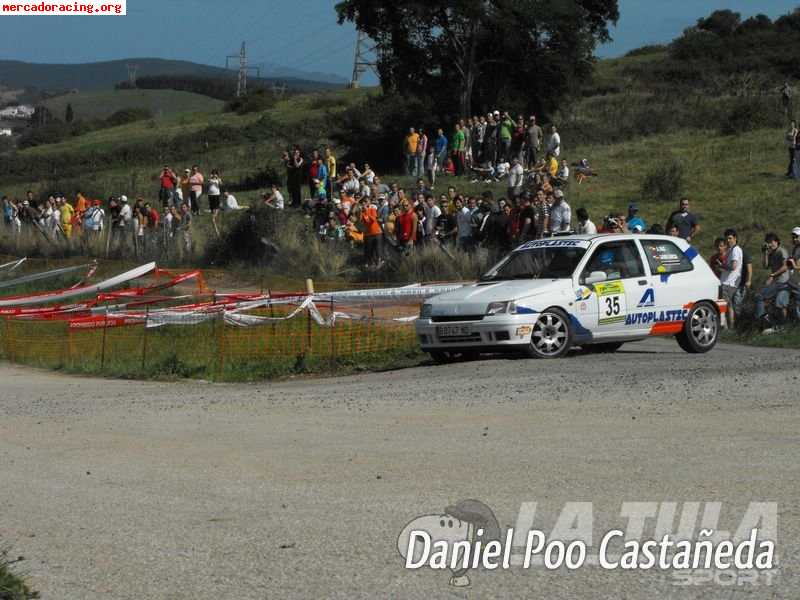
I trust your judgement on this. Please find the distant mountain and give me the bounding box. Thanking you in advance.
[253,62,349,86]
[0,58,346,94]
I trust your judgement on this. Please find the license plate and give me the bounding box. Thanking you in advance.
[437,325,471,338]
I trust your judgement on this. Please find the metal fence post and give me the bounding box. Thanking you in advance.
[100,307,108,371]
[141,305,149,372]
[330,298,335,369]
[216,311,225,378]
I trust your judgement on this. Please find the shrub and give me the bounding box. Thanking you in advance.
[640,158,686,203]
[718,97,781,136]
[105,108,153,127]
[0,546,38,600]
[225,90,277,115]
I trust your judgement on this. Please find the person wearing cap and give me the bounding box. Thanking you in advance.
[626,203,646,233]
[548,189,571,234]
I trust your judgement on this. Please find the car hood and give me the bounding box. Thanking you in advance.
[427,279,573,316]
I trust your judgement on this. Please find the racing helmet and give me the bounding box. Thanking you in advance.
[597,248,615,267]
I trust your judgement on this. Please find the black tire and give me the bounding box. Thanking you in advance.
[522,308,573,359]
[676,301,719,353]
[586,342,624,354]
[429,350,453,364]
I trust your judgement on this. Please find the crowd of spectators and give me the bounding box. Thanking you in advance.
[1,164,244,260]
[2,114,799,331]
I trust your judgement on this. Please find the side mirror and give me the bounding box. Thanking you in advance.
[583,271,608,285]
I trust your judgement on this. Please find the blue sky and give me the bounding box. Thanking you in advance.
[0,0,797,83]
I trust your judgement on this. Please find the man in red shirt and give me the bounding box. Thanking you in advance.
[159,166,177,208]
[395,201,417,254]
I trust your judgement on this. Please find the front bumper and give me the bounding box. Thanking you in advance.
[415,314,536,351]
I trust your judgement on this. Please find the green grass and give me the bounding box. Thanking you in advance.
[0,314,421,382]
[42,89,225,121]
[0,547,38,600]
[724,325,800,350]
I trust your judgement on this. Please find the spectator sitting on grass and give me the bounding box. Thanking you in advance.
[573,158,597,184]
[754,232,791,326]
[263,184,284,209]
[556,159,570,185]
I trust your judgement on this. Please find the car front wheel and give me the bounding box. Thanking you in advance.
[522,308,573,359]
[676,302,719,353]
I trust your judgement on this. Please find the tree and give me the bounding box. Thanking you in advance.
[65,102,74,123]
[696,9,741,36]
[336,0,619,118]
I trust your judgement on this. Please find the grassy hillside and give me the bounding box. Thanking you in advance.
[42,89,224,120]
[1,47,796,283]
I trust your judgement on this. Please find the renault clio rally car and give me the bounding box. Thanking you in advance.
[416,234,727,361]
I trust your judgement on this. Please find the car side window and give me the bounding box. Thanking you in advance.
[640,239,694,275]
[582,241,645,281]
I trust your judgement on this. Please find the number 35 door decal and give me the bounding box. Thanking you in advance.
[595,281,627,325]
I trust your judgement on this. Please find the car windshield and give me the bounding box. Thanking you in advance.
[481,244,588,281]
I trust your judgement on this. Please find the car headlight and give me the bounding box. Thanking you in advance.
[420,303,433,318]
[486,301,517,315]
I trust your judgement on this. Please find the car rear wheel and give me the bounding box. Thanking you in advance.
[676,302,719,353]
[522,308,573,359]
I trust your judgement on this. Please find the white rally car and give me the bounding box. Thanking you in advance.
[416,234,727,360]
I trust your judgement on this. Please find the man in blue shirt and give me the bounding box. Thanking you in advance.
[626,203,646,233]
[434,128,448,173]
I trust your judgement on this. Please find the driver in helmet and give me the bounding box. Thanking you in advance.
[588,247,623,280]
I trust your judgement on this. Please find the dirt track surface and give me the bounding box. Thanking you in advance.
[1,338,798,599]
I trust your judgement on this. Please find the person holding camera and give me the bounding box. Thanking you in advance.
[754,233,790,325]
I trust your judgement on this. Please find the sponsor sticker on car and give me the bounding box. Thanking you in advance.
[595,280,627,325]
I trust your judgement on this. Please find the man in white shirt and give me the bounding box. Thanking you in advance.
[507,158,524,201]
[547,125,561,157]
[548,189,571,233]
[720,228,743,327]
[575,207,597,234]
[455,197,472,250]
[424,195,441,237]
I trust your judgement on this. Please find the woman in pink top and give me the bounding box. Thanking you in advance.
[189,165,204,215]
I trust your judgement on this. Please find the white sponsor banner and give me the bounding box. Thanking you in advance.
[0,1,126,15]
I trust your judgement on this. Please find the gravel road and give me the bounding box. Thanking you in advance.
[1,338,798,599]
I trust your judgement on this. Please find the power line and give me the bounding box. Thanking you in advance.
[225,41,260,97]
[350,31,378,88]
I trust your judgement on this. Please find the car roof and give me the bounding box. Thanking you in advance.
[511,234,690,253]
